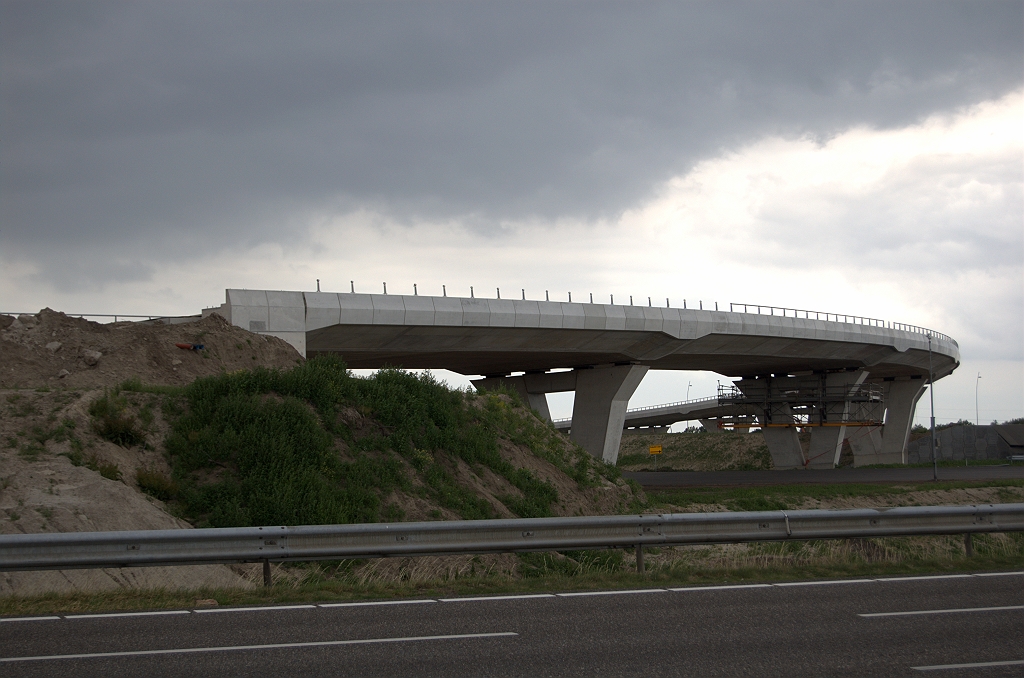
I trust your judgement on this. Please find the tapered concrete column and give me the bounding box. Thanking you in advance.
[570,365,649,464]
[699,419,718,433]
[876,380,926,465]
[849,427,883,467]
[760,407,806,470]
[735,377,805,469]
[471,375,553,422]
[807,428,843,469]
[807,371,868,469]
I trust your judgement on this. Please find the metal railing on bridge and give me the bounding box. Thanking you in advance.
[1,312,193,323]
[551,395,721,425]
[728,303,956,345]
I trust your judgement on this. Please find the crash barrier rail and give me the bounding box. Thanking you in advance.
[0,312,194,323]
[1,505,1020,584]
[729,303,956,346]
[551,395,720,425]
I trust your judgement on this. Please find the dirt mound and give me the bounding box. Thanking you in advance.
[0,313,643,597]
[0,310,301,390]
[0,309,302,596]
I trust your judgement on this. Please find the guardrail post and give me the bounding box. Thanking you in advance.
[964,533,973,558]
[263,559,272,587]
[635,544,645,573]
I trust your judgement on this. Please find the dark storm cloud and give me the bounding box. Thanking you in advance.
[2,1,1021,276]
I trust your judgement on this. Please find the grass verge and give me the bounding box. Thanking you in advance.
[2,544,1020,618]
[647,480,1024,512]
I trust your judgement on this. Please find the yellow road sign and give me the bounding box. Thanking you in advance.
[649,445,662,455]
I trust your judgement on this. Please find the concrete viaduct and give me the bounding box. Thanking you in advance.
[207,289,960,470]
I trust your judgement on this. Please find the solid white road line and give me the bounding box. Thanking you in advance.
[319,599,436,608]
[775,579,873,587]
[670,584,772,591]
[66,610,191,619]
[194,604,317,614]
[0,632,519,663]
[859,605,1024,618]
[875,574,974,582]
[973,571,1024,578]
[912,659,1024,671]
[439,594,555,602]
[557,589,665,597]
[0,616,60,623]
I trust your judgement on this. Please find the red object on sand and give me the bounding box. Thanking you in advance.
[175,343,194,350]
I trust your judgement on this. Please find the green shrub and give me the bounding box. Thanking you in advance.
[163,357,572,528]
[97,461,121,481]
[136,468,179,501]
[89,393,146,447]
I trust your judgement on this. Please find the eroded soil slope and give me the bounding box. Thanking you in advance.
[0,310,641,596]
[1,310,301,390]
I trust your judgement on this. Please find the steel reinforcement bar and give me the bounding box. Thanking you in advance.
[1,505,1021,573]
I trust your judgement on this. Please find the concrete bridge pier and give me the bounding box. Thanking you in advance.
[759,407,806,470]
[848,427,883,464]
[735,377,805,469]
[570,365,649,464]
[807,371,869,469]
[852,379,926,466]
[807,427,844,469]
[472,365,647,464]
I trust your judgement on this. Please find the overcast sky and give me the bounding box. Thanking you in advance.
[2,1,1022,424]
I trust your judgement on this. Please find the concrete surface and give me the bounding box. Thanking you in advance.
[908,425,1024,464]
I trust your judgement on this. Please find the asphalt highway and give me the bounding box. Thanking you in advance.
[2,572,1022,677]
[625,465,1024,488]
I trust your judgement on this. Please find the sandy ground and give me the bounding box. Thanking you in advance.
[1,310,305,596]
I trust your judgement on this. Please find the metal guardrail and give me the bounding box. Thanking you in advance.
[1,312,184,323]
[552,395,720,424]
[1,505,1019,575]
[729,303,956,345]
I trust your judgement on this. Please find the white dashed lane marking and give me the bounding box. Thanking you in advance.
[859,605,1024,618]
[0,632,520,663]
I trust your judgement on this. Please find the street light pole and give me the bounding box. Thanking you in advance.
[976,372,982,426]
[928,335,937,481]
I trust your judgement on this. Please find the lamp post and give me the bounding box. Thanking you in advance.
[928,335,937,481]
[976,373,982,426]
